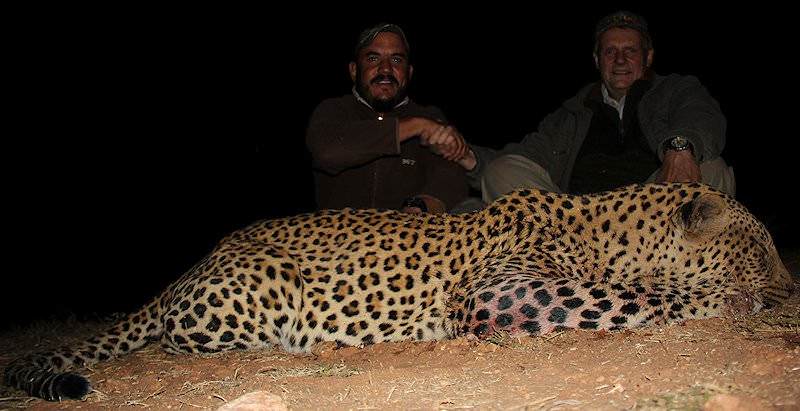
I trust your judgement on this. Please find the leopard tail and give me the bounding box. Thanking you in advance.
[3,297,164,401]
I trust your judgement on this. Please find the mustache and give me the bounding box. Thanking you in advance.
[370,75,398,85]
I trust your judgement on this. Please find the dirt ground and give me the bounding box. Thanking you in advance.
[1,251,798,410]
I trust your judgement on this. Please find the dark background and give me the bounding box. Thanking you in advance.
[3,5,796,330]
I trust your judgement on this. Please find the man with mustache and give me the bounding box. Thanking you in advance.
[306,23,469,214]
[455,11,735,201]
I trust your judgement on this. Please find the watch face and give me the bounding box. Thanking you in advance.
[671,136,688,149]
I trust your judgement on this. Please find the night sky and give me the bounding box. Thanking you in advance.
[4,6,795,329]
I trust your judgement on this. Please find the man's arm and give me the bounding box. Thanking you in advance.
[455,107,578,192]
[306,99,401,175]
[306,99,450,175]
[650,75,726,183]
[657,149,701,183]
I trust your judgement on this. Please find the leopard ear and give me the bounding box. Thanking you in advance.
[672,193,728,240]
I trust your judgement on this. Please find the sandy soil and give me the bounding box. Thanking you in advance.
[1,252,798,411]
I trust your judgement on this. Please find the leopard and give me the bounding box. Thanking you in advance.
[3,183,794,401]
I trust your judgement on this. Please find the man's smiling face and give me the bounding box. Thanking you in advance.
[595,27,653,100]
[350,32,412,112]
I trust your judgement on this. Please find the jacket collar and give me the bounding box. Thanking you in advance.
[352,87,410,111]
[580,74,656,110]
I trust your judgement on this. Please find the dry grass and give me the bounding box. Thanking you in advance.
[256,362,362,380]
[733,279,800,347]
[637,383,730,410]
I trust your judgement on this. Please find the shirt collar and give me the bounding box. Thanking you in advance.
[352,86,410,111]
[601,84,626,120]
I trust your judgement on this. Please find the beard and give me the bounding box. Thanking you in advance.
[355,72,408,113]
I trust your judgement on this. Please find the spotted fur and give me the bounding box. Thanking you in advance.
[4,183,793,400]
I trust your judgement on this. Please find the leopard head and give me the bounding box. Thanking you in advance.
[671,192,794,312]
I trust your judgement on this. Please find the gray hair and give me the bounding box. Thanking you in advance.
[353,23,410,59]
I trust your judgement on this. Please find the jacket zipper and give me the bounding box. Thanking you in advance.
[371,163,378,207]
[371,112,385,208]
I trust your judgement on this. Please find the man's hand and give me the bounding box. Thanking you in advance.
[456,149,477,171]
[398,117,468,161]
[400,205,425,214]
[398,117,435,142]
[421,125,468,161]
[656,150,701,183]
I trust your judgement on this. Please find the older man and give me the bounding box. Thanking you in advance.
[457,11,735,200]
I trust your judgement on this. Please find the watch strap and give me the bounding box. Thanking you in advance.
[401,196,428,212]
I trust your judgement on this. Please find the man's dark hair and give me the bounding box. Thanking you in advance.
[593,10,653,55]
[353,23,410,60]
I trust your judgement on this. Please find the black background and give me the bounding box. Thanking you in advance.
[3,5,796,329]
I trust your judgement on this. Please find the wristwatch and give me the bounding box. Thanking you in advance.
[664,136,692,153]
[401,196,428,212]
